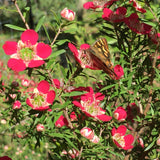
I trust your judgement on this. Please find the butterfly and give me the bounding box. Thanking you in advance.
[83,38,116,79]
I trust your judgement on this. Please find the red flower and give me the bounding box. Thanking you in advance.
[124,13,152,34]
[111,125,134,150]
[55,115,68,127]
[0,156,12,160]
[2,29,52,72]
[113,106,127,122]
[61,8,75,21]
[73,87,112,122]
[129,0,146,13]
[102,7,127,23]
[26,80,55,111]
[114,65,124,80]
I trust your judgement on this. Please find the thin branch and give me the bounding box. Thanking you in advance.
[51,26,61,46]
[12,0,30,29]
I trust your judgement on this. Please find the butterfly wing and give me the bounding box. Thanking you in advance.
[89,38,116,79]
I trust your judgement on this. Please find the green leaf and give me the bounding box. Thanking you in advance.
[144,138,157,151]
[61,91,87,97]
[43,25,51,43]
[64,137,78,150]
[107,149,124,158]
[35,16,45,32]
[4,24,26,31]
[56,39,69,46]
[49,49,66,58]
[100,84,117,92]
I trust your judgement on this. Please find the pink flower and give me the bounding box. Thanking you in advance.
[68,149,79,159]
[114,65,124,80]
[26,80,55,111]
[156,138,160,146]
[13,100,21,109]
[137,137,144,148]
[113,106,127,122]
[111,125,134,150]
[61,8,75,21]
[68,42,114,76]
[68,43,100,70]
[62,149,79,159]
[53,79,61,89]
[80,127,100,143]
[73,87,112,122]
[21,79,30,87]
[55,115,68,127]
[0,156,12,160]
[70,111,77,121]
[129,0,146,13]
[36,124,45,132]
[91,135,100,143]
[80,127,94,140]
[83,0,118,10]
[83,2,101,10]
[0,59,3,67]
[124,13,152,34]
[2,29,52,72]
[102,7,127,23]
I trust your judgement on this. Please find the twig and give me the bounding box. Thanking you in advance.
[51,26,61,46]
[12,0,30,29]
[145,0,160,25]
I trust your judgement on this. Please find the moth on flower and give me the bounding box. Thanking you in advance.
[68,38,117,79]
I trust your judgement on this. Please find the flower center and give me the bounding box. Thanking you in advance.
[30,91,47,109]
[19,47,35,61]
[113,133,125,147]
[82,100,99,116]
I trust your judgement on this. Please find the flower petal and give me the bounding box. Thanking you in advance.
[36,43,52,59]
[116,125,127,136]
[124,134,134,146]
[3,41,17,55]
[96,114,112,121]
[37,80,50,94]
[8,58,26,71]
[72,101,82,108]
[47,90,56,104]
[28,60,45,68]
[21,29,38,45]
